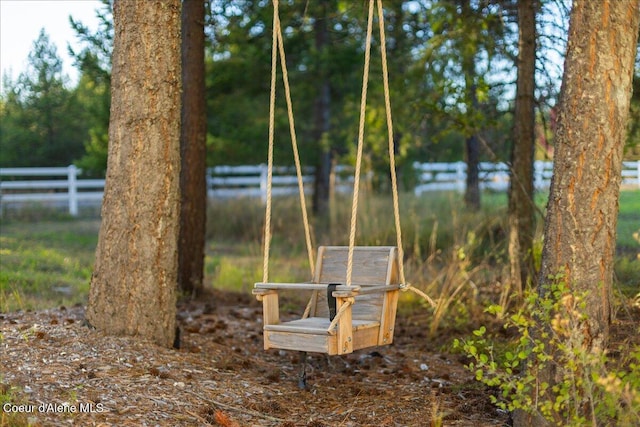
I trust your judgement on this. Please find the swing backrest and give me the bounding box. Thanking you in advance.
[310,246,400,322]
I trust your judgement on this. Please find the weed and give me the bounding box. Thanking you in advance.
[0,381,33,427]
[429,389,445,427]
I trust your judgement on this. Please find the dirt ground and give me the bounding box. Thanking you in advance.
[1,290,512,426]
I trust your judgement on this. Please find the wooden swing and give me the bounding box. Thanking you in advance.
[253,0,426,356]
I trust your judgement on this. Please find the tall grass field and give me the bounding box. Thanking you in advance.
[1,190,638,314]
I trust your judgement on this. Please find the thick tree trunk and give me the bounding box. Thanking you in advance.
[513,1,639,425]
[508,0,537,296]
[86,0,182,348]
[179,0,207,295]
[539,0,638,353]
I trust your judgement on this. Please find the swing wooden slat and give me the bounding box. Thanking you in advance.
[253,246,401,355]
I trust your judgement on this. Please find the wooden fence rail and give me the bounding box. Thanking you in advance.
[1,161,638,216]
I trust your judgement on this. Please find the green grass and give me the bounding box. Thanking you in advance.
[617,190,640,251]
[1,190,638,313]
[615,191,640,294]
[0,220,99,311]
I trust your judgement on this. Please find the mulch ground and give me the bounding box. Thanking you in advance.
[0,289,515,426]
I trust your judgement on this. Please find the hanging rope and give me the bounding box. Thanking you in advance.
[327,298,355,332]
[376,0,434,307]
[346,0,435,307]
[274,8,315,276]
[262,0,279,284]
[345,0,375,287]
[263,0,315,284]
[376,0,405,286]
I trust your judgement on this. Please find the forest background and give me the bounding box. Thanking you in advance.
[1,0,639,177]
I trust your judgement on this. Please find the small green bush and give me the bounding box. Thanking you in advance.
[454,279,640,426]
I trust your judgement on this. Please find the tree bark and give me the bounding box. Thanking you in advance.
[179,0,207,295]
[508,0,537,296]
[464,133,481,209]
[539,0,638,353]
[86,0,182,348]
[514,0,639,425]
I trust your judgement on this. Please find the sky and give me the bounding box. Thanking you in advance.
[0,0,102,92]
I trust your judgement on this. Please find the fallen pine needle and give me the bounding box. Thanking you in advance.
[184,389,284,423]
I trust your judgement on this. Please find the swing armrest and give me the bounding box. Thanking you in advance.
[355,284,402,295]
[254,283,399,298]
[254,282,361,296]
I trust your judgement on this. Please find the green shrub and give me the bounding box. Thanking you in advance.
[454,280,640,426]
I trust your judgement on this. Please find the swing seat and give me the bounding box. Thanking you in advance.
[253,246,401,355]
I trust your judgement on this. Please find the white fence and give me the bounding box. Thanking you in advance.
[413,161,552,195]
[208,164,314,201]
[0,166,104,216]
[413,161,640,194]
[207,164,354,201]
[1,161,639,216]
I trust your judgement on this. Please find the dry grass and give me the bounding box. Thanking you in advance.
[206,191,514,336]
